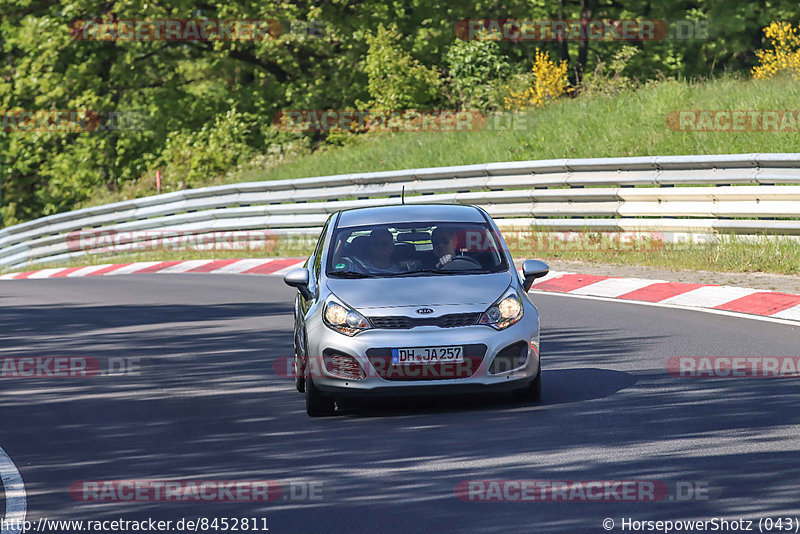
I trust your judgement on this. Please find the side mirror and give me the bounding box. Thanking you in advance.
[521,259,549,292]
[283,268,312,301]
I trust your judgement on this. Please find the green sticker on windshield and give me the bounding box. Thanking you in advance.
[335,263,346,269]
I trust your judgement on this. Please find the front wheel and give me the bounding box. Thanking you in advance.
[512,362,542,403]
[294,354,305,393]
[305,365,336,417]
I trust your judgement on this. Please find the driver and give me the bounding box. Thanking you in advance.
[431,226,456,268]
[363,228,396,270]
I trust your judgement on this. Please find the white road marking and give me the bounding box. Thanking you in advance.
[570,277,667,298]
[527,270,570,286]
[65,263,115,277]
[271,260,308,276]
[207,258,272,274]
[25,268,68,279]
[101,261,162,275]
[773,304,800,321]
[661,285,759,308]
[0,445,26,534]
[154,259,215,273]
[530,290,800,327]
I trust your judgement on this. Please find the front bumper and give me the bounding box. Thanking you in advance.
[306,311,540,398]
[314,374,539,398]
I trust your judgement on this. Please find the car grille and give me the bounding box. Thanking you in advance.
[366,344,487,381]
[368,313,480,329]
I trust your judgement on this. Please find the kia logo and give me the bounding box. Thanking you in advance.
[416,308,434,315]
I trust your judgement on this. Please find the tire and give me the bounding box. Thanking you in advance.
[512,362,542,403]
[294,354,305,393]
[294,332,308,393]
[305,365,336,417]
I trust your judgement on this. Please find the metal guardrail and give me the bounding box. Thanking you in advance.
[2,153,800,270]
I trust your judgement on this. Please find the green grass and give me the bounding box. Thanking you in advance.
[231,76,800,184]
[512,235,800,276]
[79,75,800,206]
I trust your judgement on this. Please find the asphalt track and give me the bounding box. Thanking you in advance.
[1,274,799,533]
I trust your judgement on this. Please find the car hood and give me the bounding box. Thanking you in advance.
[326,272,514,310]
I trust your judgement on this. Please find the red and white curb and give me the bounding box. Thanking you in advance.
[0,258,306,281]
[530,270,800,323]
[2,259,799,324]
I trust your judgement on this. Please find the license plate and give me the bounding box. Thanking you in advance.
[391,346,463,365]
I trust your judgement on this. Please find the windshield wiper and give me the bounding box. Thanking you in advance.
[392,269,473,277]
[328,271,374,278]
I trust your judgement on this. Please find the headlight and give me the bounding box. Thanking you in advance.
[479,290,523,330]
[498,296,521,319]
[323,300,370,336]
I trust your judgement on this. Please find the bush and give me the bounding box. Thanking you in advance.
[445,35,509,110]
[752,21,800,79]
[503,49,571,111]
[580,45,640,96]
[361,24,442,110]
[155,109,264,191]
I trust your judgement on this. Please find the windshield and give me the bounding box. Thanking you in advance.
[326,221,509,278]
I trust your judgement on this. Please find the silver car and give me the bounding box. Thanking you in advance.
[283,204,549,416]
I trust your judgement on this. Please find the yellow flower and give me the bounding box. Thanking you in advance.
[752,21,800,80]
[502,48,570,111]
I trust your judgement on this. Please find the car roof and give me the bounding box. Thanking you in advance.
[335,204,486,228]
